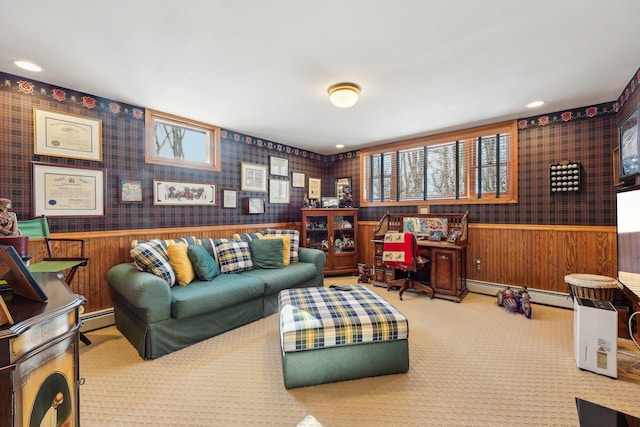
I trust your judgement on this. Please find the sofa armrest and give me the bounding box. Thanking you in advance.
[298,247,326,275]
[106,263,172,323]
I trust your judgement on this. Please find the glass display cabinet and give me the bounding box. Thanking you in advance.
[301,208,358,275]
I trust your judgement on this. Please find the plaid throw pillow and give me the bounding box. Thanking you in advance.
[233,232,263,242]
[131,236,197,249]
[262,229,299,263]
[212,239,253,274]
[130,239,176,286]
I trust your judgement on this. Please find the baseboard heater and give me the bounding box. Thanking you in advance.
[80,308,115,332]
[467,280,574,310]
[78,282,573,332]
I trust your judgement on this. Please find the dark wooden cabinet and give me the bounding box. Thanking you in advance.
[0,273,85,427]
[301,208,358,275]
[430,246,467,301]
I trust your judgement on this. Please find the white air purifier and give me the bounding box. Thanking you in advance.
[573,297,617,378]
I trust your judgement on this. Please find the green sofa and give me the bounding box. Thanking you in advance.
[107,247,325,359]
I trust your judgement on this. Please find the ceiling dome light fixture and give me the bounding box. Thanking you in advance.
[526,100,544,108]
[14,60,43,72]
[328,83,360,108]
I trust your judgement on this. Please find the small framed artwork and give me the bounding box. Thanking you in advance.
[33,107,103,161]
[269,156,289,176]
[222,189,237,208]
[308,178,321,199]
[153,180,216,205]
[269,179,290,204]
[447,230,460,243]
[119,177,143,204]
[429,230,443,241]
[619,108,639,180]
[243,197,265,214]
[32,162,106,217]
[336,177,351,197]
[241,162,268,192]
[322,197,339,208]
[292,172,305,188]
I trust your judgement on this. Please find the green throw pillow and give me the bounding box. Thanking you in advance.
[187,244,220,281]
[250,238,284,269]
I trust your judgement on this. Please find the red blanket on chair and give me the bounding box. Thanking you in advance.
[382,232,415,271]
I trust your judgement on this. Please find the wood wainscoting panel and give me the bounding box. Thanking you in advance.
[359,222,617,295]
[25,222,300,315]
[466,224,617,294]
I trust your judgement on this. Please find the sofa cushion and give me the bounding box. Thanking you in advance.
[213,239,254,274]
[250,238,284,269]
[262,229,300,263]
[130,239,176,286]
[170,274,265,319]
[259,235,290,266]
[167,242,195,285]
[187,244,220,281]
[241,261,317,295]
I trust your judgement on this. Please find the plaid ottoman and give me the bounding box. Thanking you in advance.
[278,285,409,388]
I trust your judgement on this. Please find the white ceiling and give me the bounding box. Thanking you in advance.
[2,1,640,155]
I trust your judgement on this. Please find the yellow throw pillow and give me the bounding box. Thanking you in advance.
[167,242,195,285]
[259,235,290,266]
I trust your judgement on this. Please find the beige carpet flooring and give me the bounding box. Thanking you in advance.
[79,279,640,426]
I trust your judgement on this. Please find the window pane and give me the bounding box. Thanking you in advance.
[399,148,424,200]
[426,142,457,198]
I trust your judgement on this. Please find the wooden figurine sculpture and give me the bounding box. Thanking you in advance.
[496,286,532,319]
[0,198,20,236]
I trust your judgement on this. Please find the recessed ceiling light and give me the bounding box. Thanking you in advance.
[526,100,544,108]
[14,60,43,72]
[336,144,345,149]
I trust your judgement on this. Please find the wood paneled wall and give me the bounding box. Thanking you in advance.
[27,222,299,314]
[37,221,616,315]
[359,221,617,294]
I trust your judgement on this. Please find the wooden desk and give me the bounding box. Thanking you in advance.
[371,239,468,302]
[0,273,85,427]
[371,212,469,302]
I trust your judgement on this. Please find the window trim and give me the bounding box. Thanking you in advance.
[145,108,221,172]
[359,120,518,207]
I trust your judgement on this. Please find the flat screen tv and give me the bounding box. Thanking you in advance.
[617,187,640,292]
[619,108,639,180]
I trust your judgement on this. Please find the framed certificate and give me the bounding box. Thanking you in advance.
[32,162,106,217]
[33,108,102,161]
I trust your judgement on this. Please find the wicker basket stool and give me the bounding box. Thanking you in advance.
[564,273,620,302]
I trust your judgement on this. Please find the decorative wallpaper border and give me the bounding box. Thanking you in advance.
[5,67,639,161]
[0,72,144,119]
[517,101,617,130]
[617,66,640,110]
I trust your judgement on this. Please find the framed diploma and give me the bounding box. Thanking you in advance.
[33,108,103,161]
[32,162,106,217]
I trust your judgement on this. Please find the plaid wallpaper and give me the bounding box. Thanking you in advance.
[2,68,639,232]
